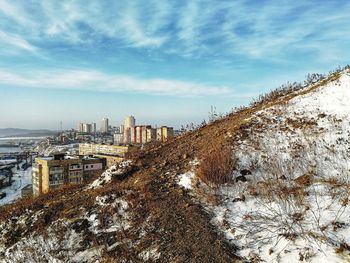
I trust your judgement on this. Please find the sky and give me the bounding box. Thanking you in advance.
[0,0,350,130]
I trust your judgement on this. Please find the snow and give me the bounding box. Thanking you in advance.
[85,195,130,234]
[0,162,32,206]
[87,160,132,189]
[0,194,132,262]
[138,247,161,261]
[186,71,350,262]
[178,172,195,189]
[0,159,17,165]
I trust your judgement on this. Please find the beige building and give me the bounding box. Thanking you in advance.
[92,154,124,168]
[79,143,131,157]
[124,125,157,144]
[101,118,109,133]
[32,154,106,196]
[157,126,174,142]
[79,143,134,167]
[124,115,136,128]
[113,133,124,145]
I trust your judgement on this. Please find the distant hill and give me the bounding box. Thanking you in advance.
[0,128,57,138]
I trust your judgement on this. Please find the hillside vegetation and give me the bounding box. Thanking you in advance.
[0,66,349,263]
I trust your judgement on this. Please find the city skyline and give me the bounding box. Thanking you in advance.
[1,1,350,129]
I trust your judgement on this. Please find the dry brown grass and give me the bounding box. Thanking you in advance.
[197,147,234,186]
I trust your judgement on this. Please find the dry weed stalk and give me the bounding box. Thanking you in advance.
[197,146,234,186]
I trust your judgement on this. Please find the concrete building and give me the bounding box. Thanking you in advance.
[124,116,136,128]
[146,128,157,142]
[92,154,124,168]
[157,126,174,142]
[79,143,133,167]
[124,125,157,144]
[32,154,106,196]
[113,133,124,145]
[78,123,84,133]
[119,125,125,134]
[83,123,92,133]
[78,123,96,134]
[101,118,109,133]
[91,123,96,133]
[79,143,131,157]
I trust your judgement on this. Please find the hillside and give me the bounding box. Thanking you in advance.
[0,67,350,262]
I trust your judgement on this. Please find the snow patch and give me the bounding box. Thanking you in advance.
[178,172,195,189]
[87,160,132,189]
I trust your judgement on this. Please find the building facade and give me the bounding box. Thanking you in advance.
[113,133,124,145]
[124,116,136,128]
[156,126,174,142]
[79,143,131,157]
[101,118,109,133]
[122,125,172,144]
[78,122,96,134]
[32,154,106,196]
[78,123,84,133]
[79,143,132,167]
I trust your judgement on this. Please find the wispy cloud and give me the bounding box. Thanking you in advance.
[0,30,38,53]
[0,68,233,97]
[0,0,349,61]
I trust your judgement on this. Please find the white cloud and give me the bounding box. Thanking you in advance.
[0,30,38,53]
[0,0,349,61]
[0,69,233,97]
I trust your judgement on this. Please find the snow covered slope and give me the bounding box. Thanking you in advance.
[182,70,350,262]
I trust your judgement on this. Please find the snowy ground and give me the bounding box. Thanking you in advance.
[0,194,132,263]
[178,71,350,262]
[0,162,32,206]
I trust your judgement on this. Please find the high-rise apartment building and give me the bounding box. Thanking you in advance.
[77,122,96,134]
[91,123,96,133]
[124,125,157,144]
[156,126,174,142]
[124,116,136,128]
[101,118,109,133]
[78,123,84,133]
[83,123,92,133]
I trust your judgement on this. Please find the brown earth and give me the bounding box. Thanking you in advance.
[0,70,344,263]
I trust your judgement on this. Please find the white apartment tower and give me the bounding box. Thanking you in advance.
[78,123,84,133]
[124,116,136,128]
[101,118,109,133]
[91,123,96,133]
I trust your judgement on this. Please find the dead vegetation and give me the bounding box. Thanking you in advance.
[1,66,350,262]
[197,146,235,186]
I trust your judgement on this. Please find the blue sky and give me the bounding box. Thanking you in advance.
[0,0,350,130]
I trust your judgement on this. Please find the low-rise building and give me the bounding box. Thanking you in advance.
[79,143,134,167]
[92,154,124,168]
[79,143,131,157]
[32,154,106,196]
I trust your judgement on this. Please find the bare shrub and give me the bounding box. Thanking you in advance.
[197,147,234,186]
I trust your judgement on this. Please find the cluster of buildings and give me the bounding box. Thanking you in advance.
[32,142,133,196]
[77,123,97,134]
[77,118,109,134]
[114,116,174,145]
[76,116,174,146]
[30,115,175,196]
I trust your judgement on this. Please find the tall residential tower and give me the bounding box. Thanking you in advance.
[101,118,109,133]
